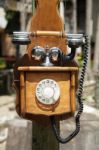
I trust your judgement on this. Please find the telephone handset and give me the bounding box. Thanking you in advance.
[12,0,89,144]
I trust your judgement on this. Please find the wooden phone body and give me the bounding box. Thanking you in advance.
[14,0,79,122]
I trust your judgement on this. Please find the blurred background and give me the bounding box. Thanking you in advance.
[0,0,99,150]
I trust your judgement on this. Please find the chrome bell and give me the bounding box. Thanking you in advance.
[31,46,46,61]
[49,47,61,62]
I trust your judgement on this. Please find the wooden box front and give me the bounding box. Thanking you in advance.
[19,70,77,116]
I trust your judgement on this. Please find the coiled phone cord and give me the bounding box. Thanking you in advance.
[50,35,89,144]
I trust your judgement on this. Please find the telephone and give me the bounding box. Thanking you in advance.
[12,0,89,144]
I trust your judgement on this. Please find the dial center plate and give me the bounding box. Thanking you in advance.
[36,79,60,105]
[43,87,54,99]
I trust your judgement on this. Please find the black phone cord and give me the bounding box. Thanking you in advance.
[50,35,89,144]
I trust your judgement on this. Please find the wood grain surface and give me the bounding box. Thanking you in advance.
[18,67,78,116]
[27,0,67,58]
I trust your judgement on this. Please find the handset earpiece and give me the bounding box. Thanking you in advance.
[12,32,31,45]
[63,34,84,62]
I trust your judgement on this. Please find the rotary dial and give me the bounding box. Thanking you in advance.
[36,79,60,105]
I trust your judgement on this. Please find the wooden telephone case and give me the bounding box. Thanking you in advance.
[14,0,79,122]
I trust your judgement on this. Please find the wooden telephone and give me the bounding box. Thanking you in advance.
[12,0,88,143]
